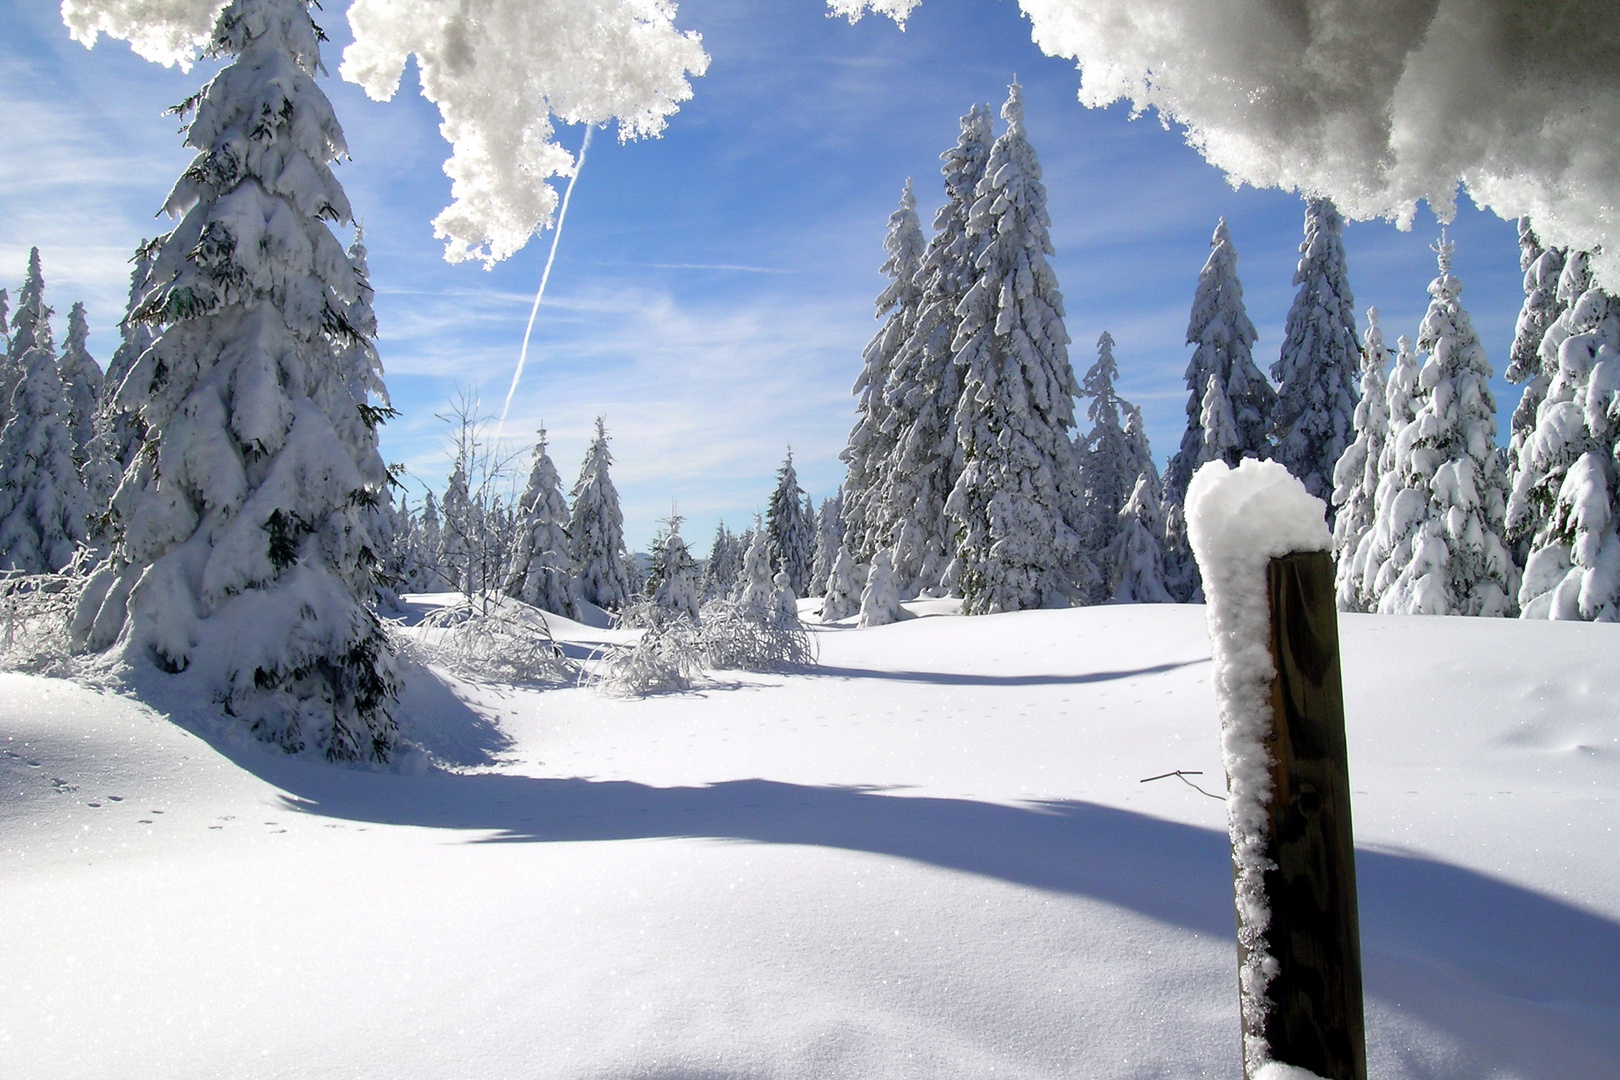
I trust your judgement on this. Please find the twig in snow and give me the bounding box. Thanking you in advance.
[1140,770,1225,800]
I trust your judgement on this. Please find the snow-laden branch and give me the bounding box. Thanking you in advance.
[834,0,1620,291]
[61,0,709,268]
[340,0,708,267]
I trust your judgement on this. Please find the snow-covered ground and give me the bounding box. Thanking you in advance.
[3,601,1616,1079]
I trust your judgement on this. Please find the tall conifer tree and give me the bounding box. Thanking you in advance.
[72,0,399,761]
[879,104,993,596]
[944,83,1088,613]
[1331,307,1392,611]
[841,181,924,563]
[1163,220,1274,600]
[4,248,51,429]
[1505,218,1568,481]
[505,429,578,618]
[1270,197,1360,510]
[1368,236,1516,616]
[1509,253,1620,619]
[766,448,815,596]
[0,295,89,573]
[568,417,633,612]
[1076,331,1142,601]
[57,302,104,461]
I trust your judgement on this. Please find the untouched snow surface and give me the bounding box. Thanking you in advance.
[3,601,1618,1079]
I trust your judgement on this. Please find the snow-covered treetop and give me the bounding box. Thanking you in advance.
[63,0,710,268]
[10,248,52,357]
[833,0,1620,292]
[1083,330,1120,430]
[876,178,925,317]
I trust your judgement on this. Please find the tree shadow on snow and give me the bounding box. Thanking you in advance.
[267,771,1619,1079]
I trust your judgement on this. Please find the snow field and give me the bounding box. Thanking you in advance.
[3,602,1618,1078]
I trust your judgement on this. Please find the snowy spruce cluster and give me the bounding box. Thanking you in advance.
[6,0,1618,766]
[831,84,1620,634]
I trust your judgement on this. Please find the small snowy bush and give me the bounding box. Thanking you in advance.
[410,600,575,686]
[858,549,902,627]
[0,569,90,674]
[590,617,702,697]
[697,598,814,671]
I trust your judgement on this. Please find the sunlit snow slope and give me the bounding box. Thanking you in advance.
[2,603,1616,1079]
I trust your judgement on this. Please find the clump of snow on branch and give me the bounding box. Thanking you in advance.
[826,0,918,26]
[833,0,1620,291]
[62,0,226,68]
[340,0,709,266]
[62,0,709,268]
[1184,457,1330,1068]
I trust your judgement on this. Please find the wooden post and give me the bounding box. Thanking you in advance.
[1238,550,1367,1080]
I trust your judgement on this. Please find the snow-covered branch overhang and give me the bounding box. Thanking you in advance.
[836,0,1620,293]
[61,0,709,269]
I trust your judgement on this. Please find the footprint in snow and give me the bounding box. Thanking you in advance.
[107,796,123,802]
[51,777,78,794]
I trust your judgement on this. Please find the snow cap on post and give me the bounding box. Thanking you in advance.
[1185,457,1330,1067]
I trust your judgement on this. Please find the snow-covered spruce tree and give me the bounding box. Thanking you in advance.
[438,455,474,593]
[0,329,91,573]
[858,547,902,627]
[1505,219,1568,478]
[944,83,1090,614]
[369,476,406,613]
[878,105,994,595]
[1198,371,1241,468]
[568,416,633,612]
[504,429,578,618]
[83,243,161,543]
[4,248,52,430]
[1368,236,1517,616]
[95,242,160,470]
[820,541,863,621]
[0,288,9,357]
[1270,197,1360,510]
[1109,471,1174,603]
[808,489,844,597]
[840,179,926,563]
[771,568,799,624]
[70,0,399,761]
[1508,260,1620,619]
[1163,219,1275,601]
[700,520,739,602]
[58,302,104,461]
[1076,331,1143,601]
[1331,307,1393,611]
[336,226,399,605]
[1506,250,1592,547]
[766,448,815,596]
[414,490,446,589]
[735,523,776,617]
[647,508,701,621]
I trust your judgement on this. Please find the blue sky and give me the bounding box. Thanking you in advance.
[0,0,1525,554]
